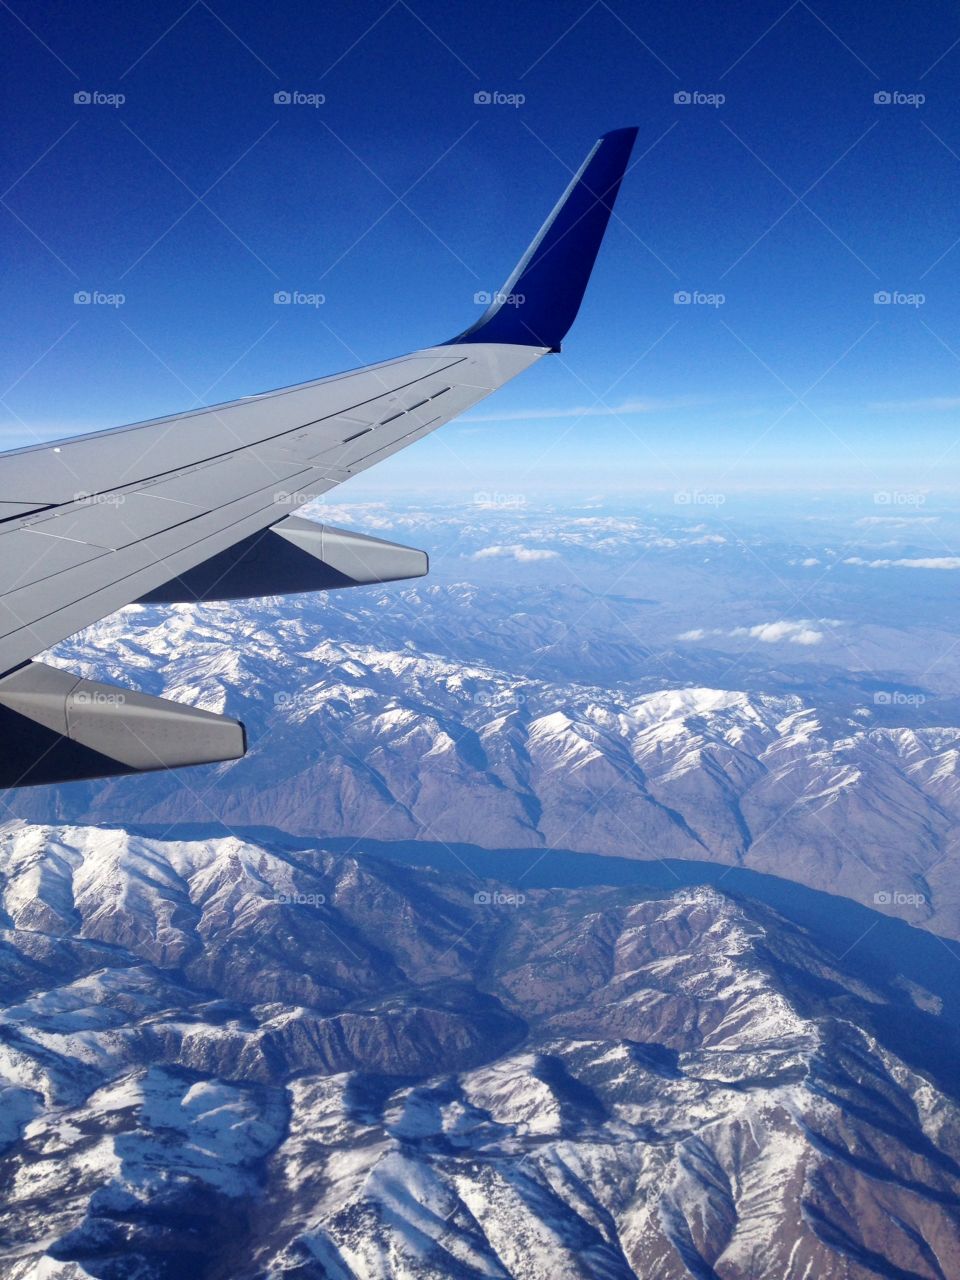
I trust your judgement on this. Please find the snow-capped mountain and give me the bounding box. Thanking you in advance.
[11,589,960,939]
[0,824,958,1279]
[3,504,958,1276]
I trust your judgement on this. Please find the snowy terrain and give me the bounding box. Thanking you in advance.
[9,577,960,938]
[2,501,960,1277]
[0,825,958,1278]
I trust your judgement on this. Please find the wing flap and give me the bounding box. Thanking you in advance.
[0,528,111,590]
[28,491,207,551]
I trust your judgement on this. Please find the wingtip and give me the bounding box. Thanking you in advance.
[446,126,638,350]
[601,125,640,142]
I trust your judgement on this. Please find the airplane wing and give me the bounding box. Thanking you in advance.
[0,126,638,787]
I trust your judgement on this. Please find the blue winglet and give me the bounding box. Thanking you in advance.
[446,127,638,351]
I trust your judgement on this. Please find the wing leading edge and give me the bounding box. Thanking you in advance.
[0,127,638,787]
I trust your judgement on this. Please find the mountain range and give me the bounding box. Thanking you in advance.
[0,823,958,1279]
[4,503,960,1277]
[10,587,960,941]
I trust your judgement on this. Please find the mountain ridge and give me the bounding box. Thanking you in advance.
[11,593,960,938]
[0,824,958,1277]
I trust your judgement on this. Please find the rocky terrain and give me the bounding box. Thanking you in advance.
[1,504,958,1276]
[0,824,958,1278]
[8,587,960,939]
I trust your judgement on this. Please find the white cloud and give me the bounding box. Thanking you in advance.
[464,396,700,423]
[869,396,960,411]
[844,555,960,570]
[568,517,644,531]
[732,621,824,646]
[678,619,826,646]
[801,557,820,566]
[472,544,560,563]
[855,516,937,527]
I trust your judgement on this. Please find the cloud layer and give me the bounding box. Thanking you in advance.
[679,619,826,646]
[845,556,960,570]
[472,545,560,563]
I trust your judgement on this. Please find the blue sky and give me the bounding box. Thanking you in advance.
[4,0,960,493]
